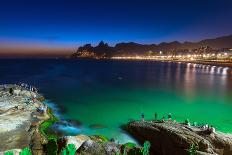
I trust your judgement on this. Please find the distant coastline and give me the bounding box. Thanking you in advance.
[71,34,232,59]
[110,58,232,68]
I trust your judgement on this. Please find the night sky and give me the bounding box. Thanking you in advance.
[0,0,232,56]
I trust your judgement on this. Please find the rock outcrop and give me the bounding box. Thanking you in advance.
[77,139,120,155]
[74,135,142,155]
[124,120,232,155]
[65,134,90,150]
[0,84,49,154]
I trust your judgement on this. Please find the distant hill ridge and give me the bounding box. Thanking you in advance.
[72,34,232,57]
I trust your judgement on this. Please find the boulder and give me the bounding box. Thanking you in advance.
[103,142,120,154]
[65,134,90,150]
[77,139,104,155]
[77,139,123,155]
[124,121,232,155]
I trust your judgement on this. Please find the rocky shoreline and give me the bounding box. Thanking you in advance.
[124,120,232,155]
[1,84,232,155]
[0,84,49,154]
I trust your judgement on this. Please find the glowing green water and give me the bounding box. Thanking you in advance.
[1,59,232,143]
[45,61,232,143]
[62,85,232,141]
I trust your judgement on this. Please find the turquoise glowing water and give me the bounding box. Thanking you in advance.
[1,59,232,143]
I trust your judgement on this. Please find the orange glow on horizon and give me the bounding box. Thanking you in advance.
[0,39,77,57]
[0,46,75,57]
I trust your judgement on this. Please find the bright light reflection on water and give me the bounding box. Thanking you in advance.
[1,59,232,143]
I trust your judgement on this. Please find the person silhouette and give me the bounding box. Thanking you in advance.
[141,113,145,121]
[155,113,158,120]
[168,113,172,120]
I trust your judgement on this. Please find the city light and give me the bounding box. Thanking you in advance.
[112,51,232,61]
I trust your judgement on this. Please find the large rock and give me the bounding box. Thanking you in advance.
[0,84,48,152]
[77,139,121,155]
[103,142,120,154]
[64,135,141,155]
[124,120,232,155]
[65,134,90,150]
[78,139,105,155]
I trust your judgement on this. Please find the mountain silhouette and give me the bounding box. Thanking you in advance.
[72,35,232,57]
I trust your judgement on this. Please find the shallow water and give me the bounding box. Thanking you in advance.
[1,59,232,143]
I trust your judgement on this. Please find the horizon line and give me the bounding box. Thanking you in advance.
[0,33,231,57]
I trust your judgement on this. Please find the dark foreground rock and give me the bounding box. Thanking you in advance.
[124,120,232,155]
[64,135,142,155]
[77,139,120,155]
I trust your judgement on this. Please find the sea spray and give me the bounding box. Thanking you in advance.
[44,100,82,136]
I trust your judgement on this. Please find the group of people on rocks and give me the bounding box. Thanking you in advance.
[140,112,172,122]
[201,124,216,134]
[140,112,216,134]
[2,83,38,94]
[16,83,38,105]
[19,83,38,92]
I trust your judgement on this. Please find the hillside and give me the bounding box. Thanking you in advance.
[71,35,232,58]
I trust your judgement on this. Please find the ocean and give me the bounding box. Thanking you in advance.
[1,58,232,143]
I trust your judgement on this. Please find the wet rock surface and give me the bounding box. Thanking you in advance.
[124,120,232,155]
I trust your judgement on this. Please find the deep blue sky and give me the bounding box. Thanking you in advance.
[0,0,232,55]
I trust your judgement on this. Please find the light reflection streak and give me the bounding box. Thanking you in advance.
[181,63,231,98]
[222,67,229,75]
